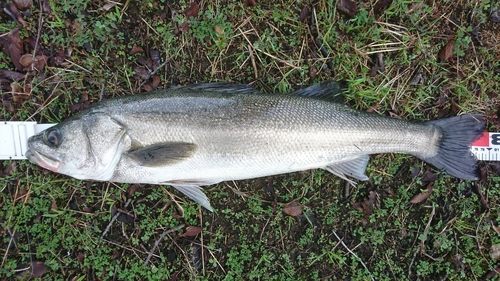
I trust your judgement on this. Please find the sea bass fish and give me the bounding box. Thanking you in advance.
[26,81,484,211]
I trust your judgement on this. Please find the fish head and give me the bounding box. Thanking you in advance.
[26,113,129,181]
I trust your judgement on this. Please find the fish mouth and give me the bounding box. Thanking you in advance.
[26,150,61,172]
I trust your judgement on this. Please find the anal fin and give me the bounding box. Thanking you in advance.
[325,155,370,185]
[171,185,214,212]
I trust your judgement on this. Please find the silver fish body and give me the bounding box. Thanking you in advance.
[26,82,484,211]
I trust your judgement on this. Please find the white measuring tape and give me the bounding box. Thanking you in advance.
[0,122,498,161]
[0,122,55,160]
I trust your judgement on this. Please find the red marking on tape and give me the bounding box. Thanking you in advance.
[472,132,489,147]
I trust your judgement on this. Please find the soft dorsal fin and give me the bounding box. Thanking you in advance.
[176,83,257,94]
[292,81,345,103]
[127,142,197,167]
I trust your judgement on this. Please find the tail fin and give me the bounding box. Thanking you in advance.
[420,114,485,180]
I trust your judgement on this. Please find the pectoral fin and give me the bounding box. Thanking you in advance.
[172,185,213,212]
[325,155,370,185]
[127,142,197,167]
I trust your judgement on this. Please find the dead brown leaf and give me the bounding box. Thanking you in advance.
[40,0,52,14]
[438,38,455,62]
[13,0,32,11]
[283,201,304,217]
[19,54,48,71]
[184,2,199,18]
[179,226,202,237]
[31,261,49,278]
[130,44,144,55]
[299,6,309,23]
[409,183,434,204]
[362,191,376,216]
[11,83,31,103]
[0,29,24,71]
[76,252,84,263]
[151,75,161,89]
[49,199,58,213]
[214,25,224,35]
[0,69,25,83]
[0,161,16,177]
[374,0,393,13]
[491,9,500,23]
[134,66,150,80]
[336,0,358,18]
[242,0,257,7]
[3,2,27,26]
[127,184,145,197]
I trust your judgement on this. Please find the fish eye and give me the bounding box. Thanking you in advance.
[44,129,62,147]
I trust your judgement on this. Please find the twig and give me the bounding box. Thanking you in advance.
[332,230,374,281]
[31,0,44,61]
[100,198,132,240]
[139,60,168,88]
[99,81,106,101]
[144,224,185,266]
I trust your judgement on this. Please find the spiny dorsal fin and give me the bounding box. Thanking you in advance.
[176,83,257,94]
[292,81,346,103]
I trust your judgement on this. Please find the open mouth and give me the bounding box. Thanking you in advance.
[26,150,61,172]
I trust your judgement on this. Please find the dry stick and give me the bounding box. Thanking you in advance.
[100,198,132,240]
[139,60,169,88]
[31,0,44,64]
[332,230,375,281]
[144,224,185,266]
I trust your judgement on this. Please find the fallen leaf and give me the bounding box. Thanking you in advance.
[179,21,190,33]
[76,252,84,263]
[150,50,161,68]
[283,201,304,217]
[133,66,150,80]
[374,0,393,13]
[362,191,377,216]
[409,183,434,204]
[13,0,32,11]
[242,0,257,7]
[127,184,145,197]
[130,44,144,55]
[299,6,309,23]
[137,56,153,69]
[0,161,16,177]
[49,199,58,213]
[308,65,317,80]
[151,75,161,89]
[31,261,48,278]
[420,170,437,183]
[0,28,24,71]
[3,2,27,26]
[491,9,500,23]
[179,226,202,237]
[214,25,224,35]
[438,38,455,62]
[336,0,358,18]
[184,2,199,18]
[11,83,31,103]
[39,0,51,14]
[19,54,48,71]
[406,2,423,14]
[0,69,25,83]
